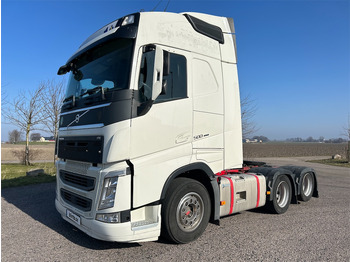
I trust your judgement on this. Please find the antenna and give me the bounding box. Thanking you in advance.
[164,0,170,11]
[152,0,163,11]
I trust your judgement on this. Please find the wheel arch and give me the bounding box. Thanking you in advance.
[160,162,220,223]
[280,166,319,198]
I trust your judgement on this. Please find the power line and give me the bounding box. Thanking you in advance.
[152,0,163,11]
[164,0,170,11]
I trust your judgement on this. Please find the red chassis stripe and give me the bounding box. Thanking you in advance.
[223,176,234,214]
[248,174,260,207]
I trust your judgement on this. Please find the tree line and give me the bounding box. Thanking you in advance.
[8,131,54,143]
[3,79,65,165]
[244,136,348,143]
[286,137,347,143]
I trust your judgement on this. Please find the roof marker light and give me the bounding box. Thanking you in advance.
[122,15,135,26]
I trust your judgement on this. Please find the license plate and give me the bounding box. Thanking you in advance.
[66,209,81,225]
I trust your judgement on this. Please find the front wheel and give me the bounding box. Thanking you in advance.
[161,178,211,244]
[267,175,292,214]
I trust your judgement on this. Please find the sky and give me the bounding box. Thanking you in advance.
[1,0,349,141]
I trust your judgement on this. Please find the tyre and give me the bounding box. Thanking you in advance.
[161,178,211,244]
[267,175,292,214]
[299,172,314,202]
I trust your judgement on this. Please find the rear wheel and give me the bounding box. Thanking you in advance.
[299,172,314,202]
[161,178,211,244]
[267,175,292,214]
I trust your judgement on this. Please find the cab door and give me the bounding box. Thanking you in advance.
[192,54,224,173]
[129,45,192,207]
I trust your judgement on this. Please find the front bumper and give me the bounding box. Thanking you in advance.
[55,198,160,243]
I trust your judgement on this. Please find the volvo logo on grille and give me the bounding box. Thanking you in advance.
[67,109,90,127]
[75,114,80,123]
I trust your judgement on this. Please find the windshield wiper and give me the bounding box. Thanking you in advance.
[81,86,106,100]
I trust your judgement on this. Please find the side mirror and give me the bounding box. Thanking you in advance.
[151,46,164,101]
[57,64,70,75]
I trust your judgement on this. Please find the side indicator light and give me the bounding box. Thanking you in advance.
[267,191,271,195]
[220,201,226,206]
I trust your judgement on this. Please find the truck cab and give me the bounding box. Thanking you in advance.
[55,12,318,244]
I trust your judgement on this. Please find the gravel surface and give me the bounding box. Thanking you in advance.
[2,157,349,261]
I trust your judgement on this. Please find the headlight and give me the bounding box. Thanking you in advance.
[98,176,118,210]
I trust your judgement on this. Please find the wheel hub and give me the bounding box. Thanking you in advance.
[276,181,289,208]
[302,173,313,196]
[176,192,204,232]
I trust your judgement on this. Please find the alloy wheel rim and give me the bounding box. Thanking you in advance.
[302,173,313,196]
[176,192,204,232]
[276,181,289,208]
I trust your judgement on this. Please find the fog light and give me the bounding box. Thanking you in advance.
[96,212,120,223]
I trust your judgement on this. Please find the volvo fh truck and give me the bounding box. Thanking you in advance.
[56,12,318,244]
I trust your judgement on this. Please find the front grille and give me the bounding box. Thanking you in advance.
[60,171,95,191]
[65,161,91,174]
[61,189,92,212]
[58,136,104,163]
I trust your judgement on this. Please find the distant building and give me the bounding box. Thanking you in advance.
[245,139,258,143]
[40,136,55,142]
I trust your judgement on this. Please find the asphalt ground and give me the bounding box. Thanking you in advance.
[2,157,349,261]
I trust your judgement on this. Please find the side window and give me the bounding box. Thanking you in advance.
[138,49,156,103]
[156,52,187,103]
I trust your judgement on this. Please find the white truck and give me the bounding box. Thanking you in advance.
[56,11,318,244]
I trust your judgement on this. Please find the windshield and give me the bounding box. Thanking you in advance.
[65,38,134,101]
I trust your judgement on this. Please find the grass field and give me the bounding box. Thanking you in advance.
[307,158,350,168]
[13,142,56,145]
[243,142,347,159]
[1,143,55,162]
[1,163,56,188]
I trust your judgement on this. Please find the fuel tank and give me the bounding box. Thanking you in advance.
[219,173,266,217]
